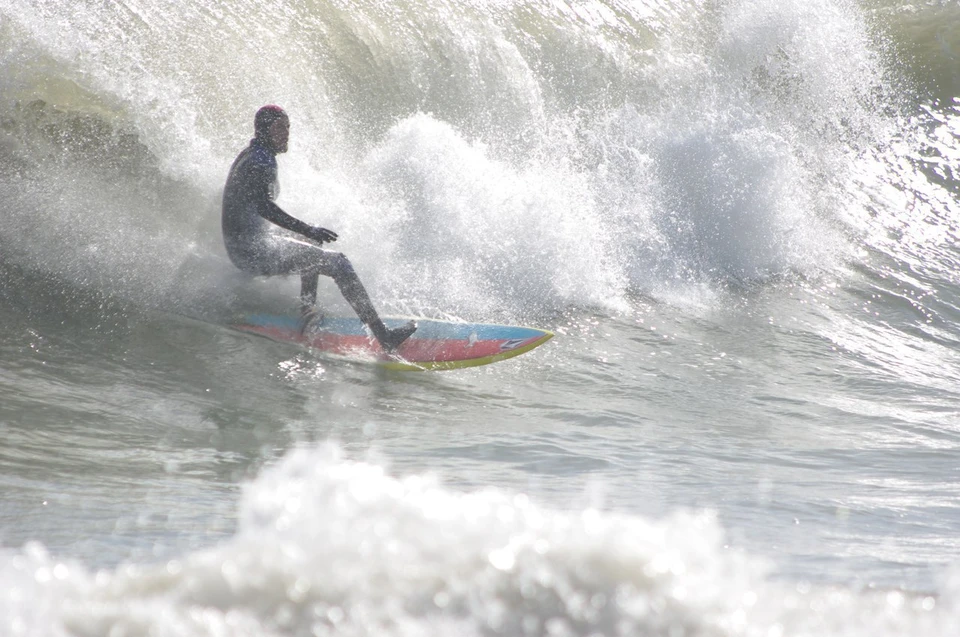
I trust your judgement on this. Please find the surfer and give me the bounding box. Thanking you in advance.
[222,105,416,351]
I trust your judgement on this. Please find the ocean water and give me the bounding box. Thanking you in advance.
[2,0,960,634]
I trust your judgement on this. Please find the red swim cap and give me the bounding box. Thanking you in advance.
[254,105,287,136]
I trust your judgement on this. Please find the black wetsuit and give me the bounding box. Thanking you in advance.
[221,137,417,349]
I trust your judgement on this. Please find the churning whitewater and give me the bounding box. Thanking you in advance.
[1,0,960,635]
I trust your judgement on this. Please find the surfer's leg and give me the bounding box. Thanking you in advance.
[277,238,416,351]
[297,272,322,333]
[300,271,319,307]
[315,253,417,352]
[244,238,324,332]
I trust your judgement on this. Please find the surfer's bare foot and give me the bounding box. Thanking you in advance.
[381,320,417,353]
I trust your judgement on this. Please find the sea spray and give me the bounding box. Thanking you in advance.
[0,0,908,320]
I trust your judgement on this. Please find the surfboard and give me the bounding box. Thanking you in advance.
[231,313,554,371]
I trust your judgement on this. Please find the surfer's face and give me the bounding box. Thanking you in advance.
[267,115,289,154]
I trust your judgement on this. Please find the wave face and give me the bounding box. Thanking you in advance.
[2,0,956,319]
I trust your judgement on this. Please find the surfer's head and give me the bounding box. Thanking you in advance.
[254,105,289,154]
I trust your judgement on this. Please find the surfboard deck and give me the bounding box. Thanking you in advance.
[231,313,554,371]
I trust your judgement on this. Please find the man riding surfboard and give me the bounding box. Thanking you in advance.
[222,105,416,352]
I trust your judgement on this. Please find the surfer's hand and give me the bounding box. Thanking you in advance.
[307,226,338,244]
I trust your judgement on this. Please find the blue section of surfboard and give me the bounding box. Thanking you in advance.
[231,314,554,371]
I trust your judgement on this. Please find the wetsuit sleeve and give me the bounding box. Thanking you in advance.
[247,160,319,239]
[259,198,317,238]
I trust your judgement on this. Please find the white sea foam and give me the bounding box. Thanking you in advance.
[2,444,959,637]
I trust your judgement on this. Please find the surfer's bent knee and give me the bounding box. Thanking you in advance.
[329,252,355,276]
